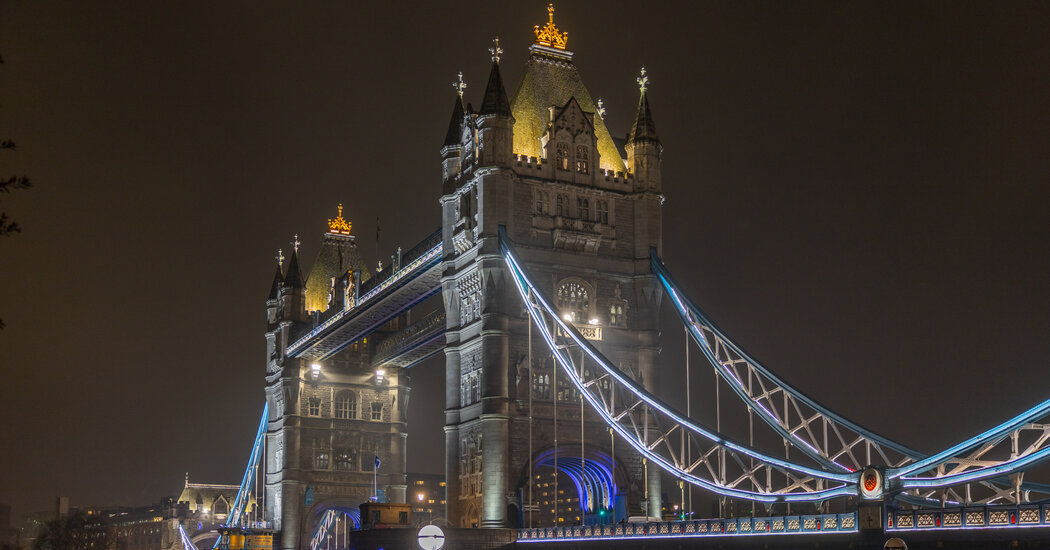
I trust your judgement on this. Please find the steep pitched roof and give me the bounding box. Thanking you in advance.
[443,95,465,147]
[305,234,370,312]
[268,265,283,300]
[628,92,659,144]
[510,49,625,171]
[480,60,512,117]
[283,249,304,289]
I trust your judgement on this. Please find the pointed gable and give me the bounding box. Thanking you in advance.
[550,96,595,140]
[510,48,625,172]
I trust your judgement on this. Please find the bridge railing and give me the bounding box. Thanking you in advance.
[887,504,1050,531]
[517,512,858,542]
[287,229,442,356]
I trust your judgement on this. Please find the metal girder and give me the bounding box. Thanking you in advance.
[287,244,442,361]
[652,250,1050,505]
[501,230,857,503]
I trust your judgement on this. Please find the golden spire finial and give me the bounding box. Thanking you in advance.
[489,36,503,64]
[327,203,352,235]
[637,67,649,94]
[534,3,568,50]
[453,72,466,97]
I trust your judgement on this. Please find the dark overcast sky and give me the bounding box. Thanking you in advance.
[2,1,1049,521]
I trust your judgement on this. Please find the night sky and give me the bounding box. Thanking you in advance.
[2,1,1049,522]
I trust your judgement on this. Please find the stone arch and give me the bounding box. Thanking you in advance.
[516,444,630,526]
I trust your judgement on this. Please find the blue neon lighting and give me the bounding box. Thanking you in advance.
[652,250,1050,490]
[499,230,856,502]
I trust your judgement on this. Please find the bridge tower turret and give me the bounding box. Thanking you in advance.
[441,6,664,528]
[264,212,408,550]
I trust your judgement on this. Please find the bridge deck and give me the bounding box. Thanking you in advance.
[287,229,442,361]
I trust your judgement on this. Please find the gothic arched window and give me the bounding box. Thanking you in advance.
[335,449,356,470]
[576,197,590,220]
[557,280,591,323]
[556,142,570,171]
[595,199,609,224]
[334,391,357,420]
[575,145,589,174]
[556,194,569,217]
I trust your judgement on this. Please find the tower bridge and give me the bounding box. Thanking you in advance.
[190,6,1050,550]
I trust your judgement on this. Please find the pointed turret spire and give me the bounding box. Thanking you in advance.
[268,264,284,300]
[284,245,304,289]
[444,89,466,147]
[480,38,511,117]
[628,68,659,144]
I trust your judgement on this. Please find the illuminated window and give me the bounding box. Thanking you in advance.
[610,301,626,327]
[371,401,383,421]
[575,146,589,174]
[595,200,609,224]
[314,450,329,470]
[576,197,589,219]
[532,372,550,400]
[335,449,355,470]
[308,397,322,417]
[556,280,590,323]
[334,391,356,419]
[556,142,570,171]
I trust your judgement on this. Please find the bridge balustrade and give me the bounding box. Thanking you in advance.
[516,512,859,542]
[887,504,1050,532]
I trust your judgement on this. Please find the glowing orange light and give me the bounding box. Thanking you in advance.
[327,203,352,235]
[863,473,878,492]
[534,4,568,50]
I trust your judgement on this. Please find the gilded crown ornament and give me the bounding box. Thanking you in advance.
[453,72,467,97]
[534,4,568,50]
[327,203,353,235]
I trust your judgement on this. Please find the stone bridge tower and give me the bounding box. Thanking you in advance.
[440,7,664,528]
[264,209,409,550]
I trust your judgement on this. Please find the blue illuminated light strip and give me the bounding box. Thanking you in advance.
[651,252,922,466]
[901,446,1050,488]
[214,403,268,550]
[654,251,1050,491]
[179,524,200,550]
[499,231,856,502]
[287,244,441,354]
[889,399,1050,479]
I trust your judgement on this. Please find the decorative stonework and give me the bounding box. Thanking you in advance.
[457,272,482,325]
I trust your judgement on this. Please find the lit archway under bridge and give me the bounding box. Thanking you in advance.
[520,446,628,527]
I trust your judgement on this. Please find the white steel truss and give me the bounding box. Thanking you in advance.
[652,251,1050,506]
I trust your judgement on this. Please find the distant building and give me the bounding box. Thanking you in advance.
[407,474,445,524]
[175,475,256,523]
